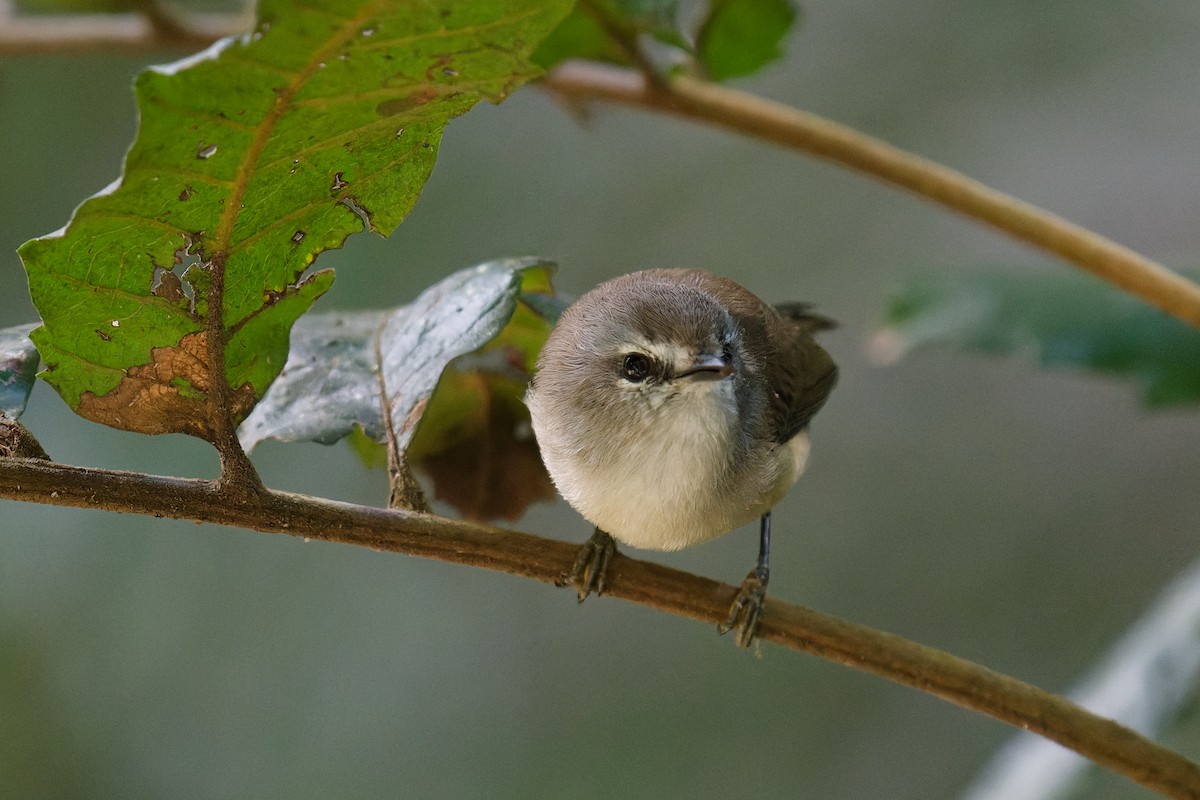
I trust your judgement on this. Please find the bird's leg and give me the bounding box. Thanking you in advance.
[719,511,772,648]
[557,527,617,602]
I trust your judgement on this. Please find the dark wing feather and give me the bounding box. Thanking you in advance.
[766,303,838,444]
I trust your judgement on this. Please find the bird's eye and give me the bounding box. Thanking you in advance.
[620,353,653,382]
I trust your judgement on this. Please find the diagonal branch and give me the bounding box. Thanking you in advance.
[541,61,1200,331]
[1,456,1198,799]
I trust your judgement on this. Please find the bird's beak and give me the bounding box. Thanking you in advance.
[678,354,734,381]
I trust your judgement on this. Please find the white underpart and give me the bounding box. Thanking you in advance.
[536,371,811,552]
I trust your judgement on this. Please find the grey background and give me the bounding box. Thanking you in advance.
[2,2,1199,798]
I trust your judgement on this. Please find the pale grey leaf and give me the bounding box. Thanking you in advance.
[378,257,551,453]
[1,323,40,419]
[238,257,554,452]
[237,311,387,450]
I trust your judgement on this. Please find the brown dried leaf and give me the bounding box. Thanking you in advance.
[76,331,254,440]
[415,372,555,523]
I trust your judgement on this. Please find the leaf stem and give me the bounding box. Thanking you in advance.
[1,456,1198,798]
[203,256,265,497]
[541,61,1200,330]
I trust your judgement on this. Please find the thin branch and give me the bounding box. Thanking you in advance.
[1,456,1198,799]
[542,61,1200,330]
[0,1,247,55]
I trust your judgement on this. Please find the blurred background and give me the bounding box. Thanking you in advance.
[2,1,1199,798]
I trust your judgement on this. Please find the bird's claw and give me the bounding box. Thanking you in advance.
[719,567,768,648]
[557,528,616,602]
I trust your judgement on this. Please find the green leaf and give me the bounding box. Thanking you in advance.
[533,5,629,68]
[19,0,571,441]
[0,324,39,419]
[696,0,796,81]
[876,271,1200,407]
[533,0,684,70]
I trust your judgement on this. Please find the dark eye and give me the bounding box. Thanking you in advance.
[621,353,653,382]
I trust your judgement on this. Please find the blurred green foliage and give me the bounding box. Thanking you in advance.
[882,270,1200,407]
[534,0,798,78]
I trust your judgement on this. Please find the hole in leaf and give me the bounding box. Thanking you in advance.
[340,196,373,232]
[152,237,204,311]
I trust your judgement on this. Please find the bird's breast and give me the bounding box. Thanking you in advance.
[537,387,805,551]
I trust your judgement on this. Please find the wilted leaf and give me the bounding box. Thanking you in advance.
[696,0,796,81]
[238,257,562,520]
[417,370,556,522]
[874,271,1200,406]
[239,257,559,447]
[0,324,39,420]
[19,0,571,441]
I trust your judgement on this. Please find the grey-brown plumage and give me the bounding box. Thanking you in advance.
[527,269,837,552]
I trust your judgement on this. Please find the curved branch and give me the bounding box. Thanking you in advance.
[542,61,1200,330]
[1,456,1198,798]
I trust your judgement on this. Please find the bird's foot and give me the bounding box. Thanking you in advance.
[719,566,768,648]
[557,528,616,602]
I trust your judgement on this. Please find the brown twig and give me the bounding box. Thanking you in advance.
[0,1,248,55]
[0,456,1198,798]
[542,61,1200,330]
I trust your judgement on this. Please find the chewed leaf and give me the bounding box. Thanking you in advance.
[874,271,1200,407]
[238,257,560,451]
[416,370,556,522]
[0,323,40,419]
[19,0,571,441]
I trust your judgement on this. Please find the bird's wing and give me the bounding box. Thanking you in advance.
[767,304,838,444]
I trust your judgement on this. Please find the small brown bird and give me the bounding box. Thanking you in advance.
[526,269,837,646]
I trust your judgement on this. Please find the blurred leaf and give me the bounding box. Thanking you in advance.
[19,0,571,441]
[0,324,39,420]
[696,0,796,80]
[533,5,629,68]
[416,371,556,522]
[875,271,1200,407]
[533,0,683,70]
[239,258,563,520]
[346,424,389,469]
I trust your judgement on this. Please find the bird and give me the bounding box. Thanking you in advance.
[525,269,837,647]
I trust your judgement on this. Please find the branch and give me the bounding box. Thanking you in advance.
[1,457,1198,799]
[542,61,1200,331]
[963,556,1200,800]
[0,1,247,55]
